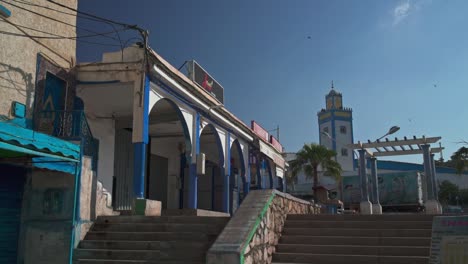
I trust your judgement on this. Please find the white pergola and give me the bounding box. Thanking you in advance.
[348,136,443,215]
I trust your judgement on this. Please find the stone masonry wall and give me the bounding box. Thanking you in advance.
[207,189,320,264]
[242,193,319,264]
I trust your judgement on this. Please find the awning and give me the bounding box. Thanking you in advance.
[0,121,80,162]
[258,140,285,169]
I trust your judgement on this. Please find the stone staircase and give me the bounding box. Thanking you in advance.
[273,214,434,264]
[74,215,229,264]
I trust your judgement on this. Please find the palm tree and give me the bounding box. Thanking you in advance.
[452,147,468,175]
[289,143,342,198]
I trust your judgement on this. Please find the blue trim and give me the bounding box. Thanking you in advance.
[142,76,150,144]
[76,80,120,85]
[151,79,247,142]
[350,114,355,170]
[223,133,231,213]
[188,164,198,209]
[195,113,200,154]
[68,161,80,264]
[133,142,146,198]
[331,116,336,152]
[354,159,465,175]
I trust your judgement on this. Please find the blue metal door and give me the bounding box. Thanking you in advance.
[0,164,26,263]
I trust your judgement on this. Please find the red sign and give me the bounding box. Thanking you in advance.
[251,121,269,142]
[270,135,283,153]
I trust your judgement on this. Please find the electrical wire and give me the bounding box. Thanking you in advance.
[1,1,125,41]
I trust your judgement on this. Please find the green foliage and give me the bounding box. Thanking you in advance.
[451,147,468,175]
[438,180,459,204]
[289,143,342,197]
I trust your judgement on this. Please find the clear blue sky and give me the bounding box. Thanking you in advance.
[77,0,468,163]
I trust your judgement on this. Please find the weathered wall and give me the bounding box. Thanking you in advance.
[18,168,75,264]
[0,0,78,118]
[207,190,320,264]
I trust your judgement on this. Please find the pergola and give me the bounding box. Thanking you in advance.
[348,136,443,214]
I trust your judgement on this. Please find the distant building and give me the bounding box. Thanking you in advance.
[286,83,468,208]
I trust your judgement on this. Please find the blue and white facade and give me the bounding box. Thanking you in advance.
[76,46,286,215]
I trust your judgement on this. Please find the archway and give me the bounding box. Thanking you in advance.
[147,98,192,210]
[198,124,225,212]
[230,139,246,214]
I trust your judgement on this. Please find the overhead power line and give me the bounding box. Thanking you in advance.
[1,1,125,41]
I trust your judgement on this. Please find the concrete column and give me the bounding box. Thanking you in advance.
[188,113,200,209]
[359,149,372,214]
[222,133,231,214]
[422,144,438,214]
[133,143,146,199]
[132,75,150,200]
[430,153,443,212]
[369,157,382,214]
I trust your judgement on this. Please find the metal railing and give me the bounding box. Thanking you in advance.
[37,110,99,171]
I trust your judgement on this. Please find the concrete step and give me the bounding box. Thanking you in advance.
[74,249,204,261]
[91,223,225,234]
[75,259,202,264]
[282,227,432,237]
[95,216,229,225]
[279,235,431,247]
[284,220,433,229]
[286,214,435,222]
[85,231,216,241]
[276,244,429,257]
[272,253,429,264]
[79,240,209,250]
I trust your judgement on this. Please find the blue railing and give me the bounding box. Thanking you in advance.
[37,110,99,171]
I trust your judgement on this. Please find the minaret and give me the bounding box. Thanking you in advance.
[317,82,354,171]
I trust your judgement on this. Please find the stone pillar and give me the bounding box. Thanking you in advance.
[422,144,438,214]
[369,157,382,214]
[359,149,372,214]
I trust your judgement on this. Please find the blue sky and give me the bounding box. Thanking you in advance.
[77,0,468,163]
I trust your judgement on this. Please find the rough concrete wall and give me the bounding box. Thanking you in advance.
[207,190,320,264]
[0,0,78,118]
[19,168,75,264]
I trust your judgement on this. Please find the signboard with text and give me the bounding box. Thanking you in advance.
[190,60,224,104]
[430,215,468,264]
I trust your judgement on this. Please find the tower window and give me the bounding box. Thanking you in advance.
[340,126,347,134]
[341,148,348,156]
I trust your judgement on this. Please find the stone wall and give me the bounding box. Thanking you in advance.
[207,189,320,264]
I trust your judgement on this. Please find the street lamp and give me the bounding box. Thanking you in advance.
[376,126,400,141]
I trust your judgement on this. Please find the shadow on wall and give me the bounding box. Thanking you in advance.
[0,62,34,118]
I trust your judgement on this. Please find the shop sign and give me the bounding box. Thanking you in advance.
[429,215,468,264]
[259,141,285,169]
[270,135,283,153]
[251,121,269,142]
[190,60,224,104]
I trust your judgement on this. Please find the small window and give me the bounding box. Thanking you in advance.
[323,127,329,133]
[340,126,347,134]
[341,148,348,156]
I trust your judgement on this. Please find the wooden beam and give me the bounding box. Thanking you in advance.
[348,136,441,149]
[372,147,444,157]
